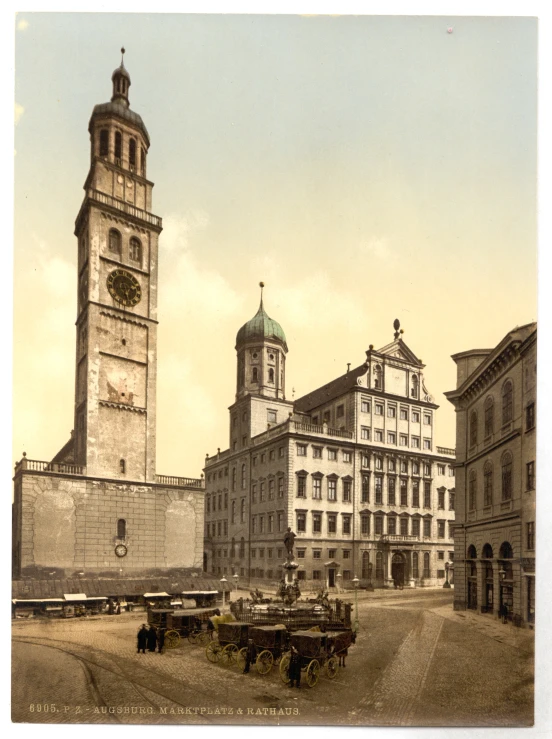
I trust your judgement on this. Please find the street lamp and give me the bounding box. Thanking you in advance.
[233,573,239,592]
[443,561,451,588]
[367,562,374,592]
[352,576,360,633]
[336,572,342,594]
[220,576,227,609]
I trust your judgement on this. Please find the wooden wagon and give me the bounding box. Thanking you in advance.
[279,630,339,687]
[235,624,289,674]
[205,621,251,667]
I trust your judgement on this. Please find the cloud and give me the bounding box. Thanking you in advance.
[358,236,396,263]
[161,210,210,254]
[15,103,24,126]
[17,18,29,31]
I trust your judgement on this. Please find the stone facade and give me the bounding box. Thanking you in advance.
[205,312,456,590]
[445,323,536,627]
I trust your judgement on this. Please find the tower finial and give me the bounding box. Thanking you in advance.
[121,47,126,66]
[393,318,400,340]
[259,281,265,310]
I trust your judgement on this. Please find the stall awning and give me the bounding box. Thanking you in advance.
[63,593,88,601]
[144,592,170,598]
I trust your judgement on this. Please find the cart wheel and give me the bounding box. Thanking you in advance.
[237,647,248,672]
[256,650,274,675]
[326,656,339,679]
[197,631,210,646]
[205,641,222,663]
[306,659,320,687]
[279,653,291,684]
[188,631,198,645]
[164,630,180,649]
[221,643,239,667]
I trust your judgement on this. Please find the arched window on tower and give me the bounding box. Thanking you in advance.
[140,148,146,175]
[268,368,275,384]
[129,138,136,170]
[129,237,142,265]
[117,519,126,538]
[109,229,122,257]
[502,380,513,425]
[99,129,109,157]
[115,131,122,164]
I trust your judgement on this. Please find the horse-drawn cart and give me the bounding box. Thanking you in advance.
[236,624,289,674]
[205,621,251,666]
[148,607,219,649]
[279,630,342,687]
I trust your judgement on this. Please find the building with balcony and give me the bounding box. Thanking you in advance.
[445,322,536,626]
[204,298,456,589]
[12,54,204,581]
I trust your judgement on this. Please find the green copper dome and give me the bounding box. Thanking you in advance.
[236,299,288,352]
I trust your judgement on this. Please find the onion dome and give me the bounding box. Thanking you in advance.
[236,284,288,352]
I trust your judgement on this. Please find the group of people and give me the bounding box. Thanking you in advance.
[137,624,165,654]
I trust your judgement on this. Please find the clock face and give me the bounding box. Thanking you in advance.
[115,544,128,558]
[107,269,142,307]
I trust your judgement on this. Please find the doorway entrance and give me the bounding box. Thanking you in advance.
[391,553,405,588]
[328,568,336,588]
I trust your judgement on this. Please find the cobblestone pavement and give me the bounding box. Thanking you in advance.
[12,589,533,727]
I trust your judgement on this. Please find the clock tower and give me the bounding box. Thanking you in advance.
[73,50,161,482]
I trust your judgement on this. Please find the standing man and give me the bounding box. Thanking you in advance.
[137,624,148,654]
[289,645,301,688]
[157,628,165,653]
[147,625,157,652]
[242,639,256,674]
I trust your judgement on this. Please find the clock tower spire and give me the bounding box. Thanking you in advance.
[73,51,161,482]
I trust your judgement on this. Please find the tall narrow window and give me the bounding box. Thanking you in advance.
[120,459,126,474]
[129,138,137,169]
[484,396,494,437]
[468,470,477,510]
[361,474,370,503]
[115,131,122,162]
[411,375,419,399]
[117,519,126,538]
[469,411,478,447]
[423,552,430,578]
[109,229,122,256]
[268,368,275,383]
[374,365,382,389]
[502,380,513,425]
[501,451,513,501]
[241,464,246,490]
[240,499,245,524]
[252,367,258,383]
[231,500,236,524]
[376,551,384,579]
[99,129,109,157]
[140,148,146,175]
[484,461,493,506]
[412,552,419,578]
[129,237,142,264]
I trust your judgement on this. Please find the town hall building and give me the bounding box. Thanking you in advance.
[12,54,205,585]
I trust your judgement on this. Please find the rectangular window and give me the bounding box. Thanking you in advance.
[313,477,322,499]
[375,516,383,535]
[361,399,371,413]
[400,478,408,506]
[313,513,322,533]
[424,464,431,476]
[268,515,274,533]
[297,444,307,456]
[423,519,431,538]
[449,551,455,561]
[259,548,265,558]
[412,518,420,537]
[259,516,264,533]
[375,456,383,470]
[411,436,420,448]
[412,411,420,423]
[424,414,432,425]
[423,439,431,450]
[361,474,370,503]
[526,461,535,490]
[374,429,383,442]
[343,570,351,581]
[251,549,256,558]
[328,515,337,534]
[388,459,396,472]
[277,513,283,532]
[526,521,535,550]
[361,427,371,440]
[269,450,275,461]
[328,449,337,461]
[388,516,396,535]
[375,404,384,416]
[526,402,535,431]
[267,409,277,423]
[297,513,306,533]
[437,520,445,539]
[361,514,370,535]
[328,478,337,501]
[296,549,306,559]
[412,480,420,507]
[449,492,455,510]
[400,407,408,420]
[342,516,351,535]
[388,477,396,505]
[412,462,420,475]
[312,570,321,580]
[375,476,383,505]
[400,517,408,536]
[438,464,445,475]
[268,479,275,500]
[361,454,370,468]
[313,446,322,458]
[343,480,352,503]
[251,518,256,534]
[260,482,265,502]
[388,405,396,418]
[424,481,431,508]
[438,550,445,560]
[323,410,331,423]
[343,549,351,559]
[438,490,445,509]
[388,432,396,444]
[448,521,454,539]
[261,454,265,463]
[279,446,285,458]
[337,404,344,418]
[328,549,336,559]
[278,477,284,498]
[313,549,321,559]
[343,451,352,463]
[399,434,408,447]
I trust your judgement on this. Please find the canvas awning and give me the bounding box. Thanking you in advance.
[182,590,218,595]
[144,592,170,598]
[63,593,88,601]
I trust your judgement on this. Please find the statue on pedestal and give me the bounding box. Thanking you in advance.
[284,527,296,559]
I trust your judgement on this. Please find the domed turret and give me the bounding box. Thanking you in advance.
[235,284,288,401]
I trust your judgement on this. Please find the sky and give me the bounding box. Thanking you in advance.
[12,13,538,479]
